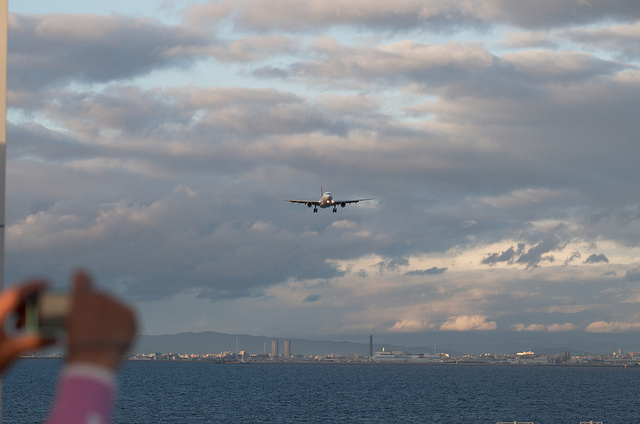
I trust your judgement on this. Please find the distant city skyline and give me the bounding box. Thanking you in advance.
[131,330,640,357]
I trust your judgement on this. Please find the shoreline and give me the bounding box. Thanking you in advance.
[19,356,640,367]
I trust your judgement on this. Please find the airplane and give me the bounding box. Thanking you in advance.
[275,188,375,213]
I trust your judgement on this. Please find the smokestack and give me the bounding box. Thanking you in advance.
[369,335,373,362]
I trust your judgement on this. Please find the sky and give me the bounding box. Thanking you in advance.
[5,1,640,346]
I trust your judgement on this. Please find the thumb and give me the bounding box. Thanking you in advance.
[72,271,92,299]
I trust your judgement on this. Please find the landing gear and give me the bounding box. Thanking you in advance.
[333,206,338,213]
[313,207,318,213]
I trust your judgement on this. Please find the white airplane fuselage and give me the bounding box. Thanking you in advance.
[318,192,334,208]
[307,192,349,212]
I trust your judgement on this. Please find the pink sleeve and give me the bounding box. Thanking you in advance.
[45,364,116,424]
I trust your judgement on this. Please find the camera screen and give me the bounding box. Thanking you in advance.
[38,293,71,328]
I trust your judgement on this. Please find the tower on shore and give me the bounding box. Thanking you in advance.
[369,335,373,362]
[284,339,291,358]
[271,339,279,358]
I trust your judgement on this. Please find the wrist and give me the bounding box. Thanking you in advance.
[63,362,116,387]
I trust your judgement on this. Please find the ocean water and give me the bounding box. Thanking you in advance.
[3,359,640,424]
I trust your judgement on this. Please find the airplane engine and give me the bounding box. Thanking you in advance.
[306,202,313,208]
[340,202,346,208]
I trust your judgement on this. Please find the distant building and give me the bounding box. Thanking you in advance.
[284,340,291,358]
[372,349,442,363]
[271,339,279,358]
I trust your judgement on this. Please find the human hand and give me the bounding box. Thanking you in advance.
[0,281,54,373]
[66,271,137,371]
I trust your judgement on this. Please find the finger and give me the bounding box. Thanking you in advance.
[72,270,92,299]
[0,281,48,322]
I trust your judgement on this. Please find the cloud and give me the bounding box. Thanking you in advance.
[404,267,448,276]
[481,244,524,265]
[222,35,300,62]
[9,13,210,90]
[584,253,609,264]
[187,0,489,32]
[173,185,198,197]
[585,321,640,333]
[564,250,581,266]
[547,323,578,332]
[564,23,640,61]
[511,323,547,332]
[287,39,498,89]
[491,1,640,29]
[461,220,477,229]
[512,323,577,332]
[440,315,497,331]
[500,31,559,49]
[516,237,566,269]
[389,319,434,332]
[480,237,569,269]
[5,194,353,301]
[330,220,358,229]
[303,294,322,303]
[480,188,563,209]
[185,0,640,32]
[374,257,409,275]
[625,268,640,282]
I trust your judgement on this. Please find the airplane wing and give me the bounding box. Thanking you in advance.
[334,198,376,204]
[273,198,320,205]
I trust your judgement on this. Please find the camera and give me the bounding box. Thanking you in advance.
[24,291,71,337]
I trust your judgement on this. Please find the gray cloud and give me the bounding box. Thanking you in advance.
[564,250,582,266]
[186,0,640,32]
[481,238,569,269]
[303,294,322,303]
[278,40,629,98]
[625,268,640,282]
[6,195,353,301]
[482,244,525,265]
[24,86,351,142]
[186,0,489,32]
[585,254,609,264]
[9,13,210,90]
[563,23,640,61]
[516,237,567,269]
[499,31,560,50]
[493,0,640,29]
[375,257,410,275]
[404,267,448,276]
